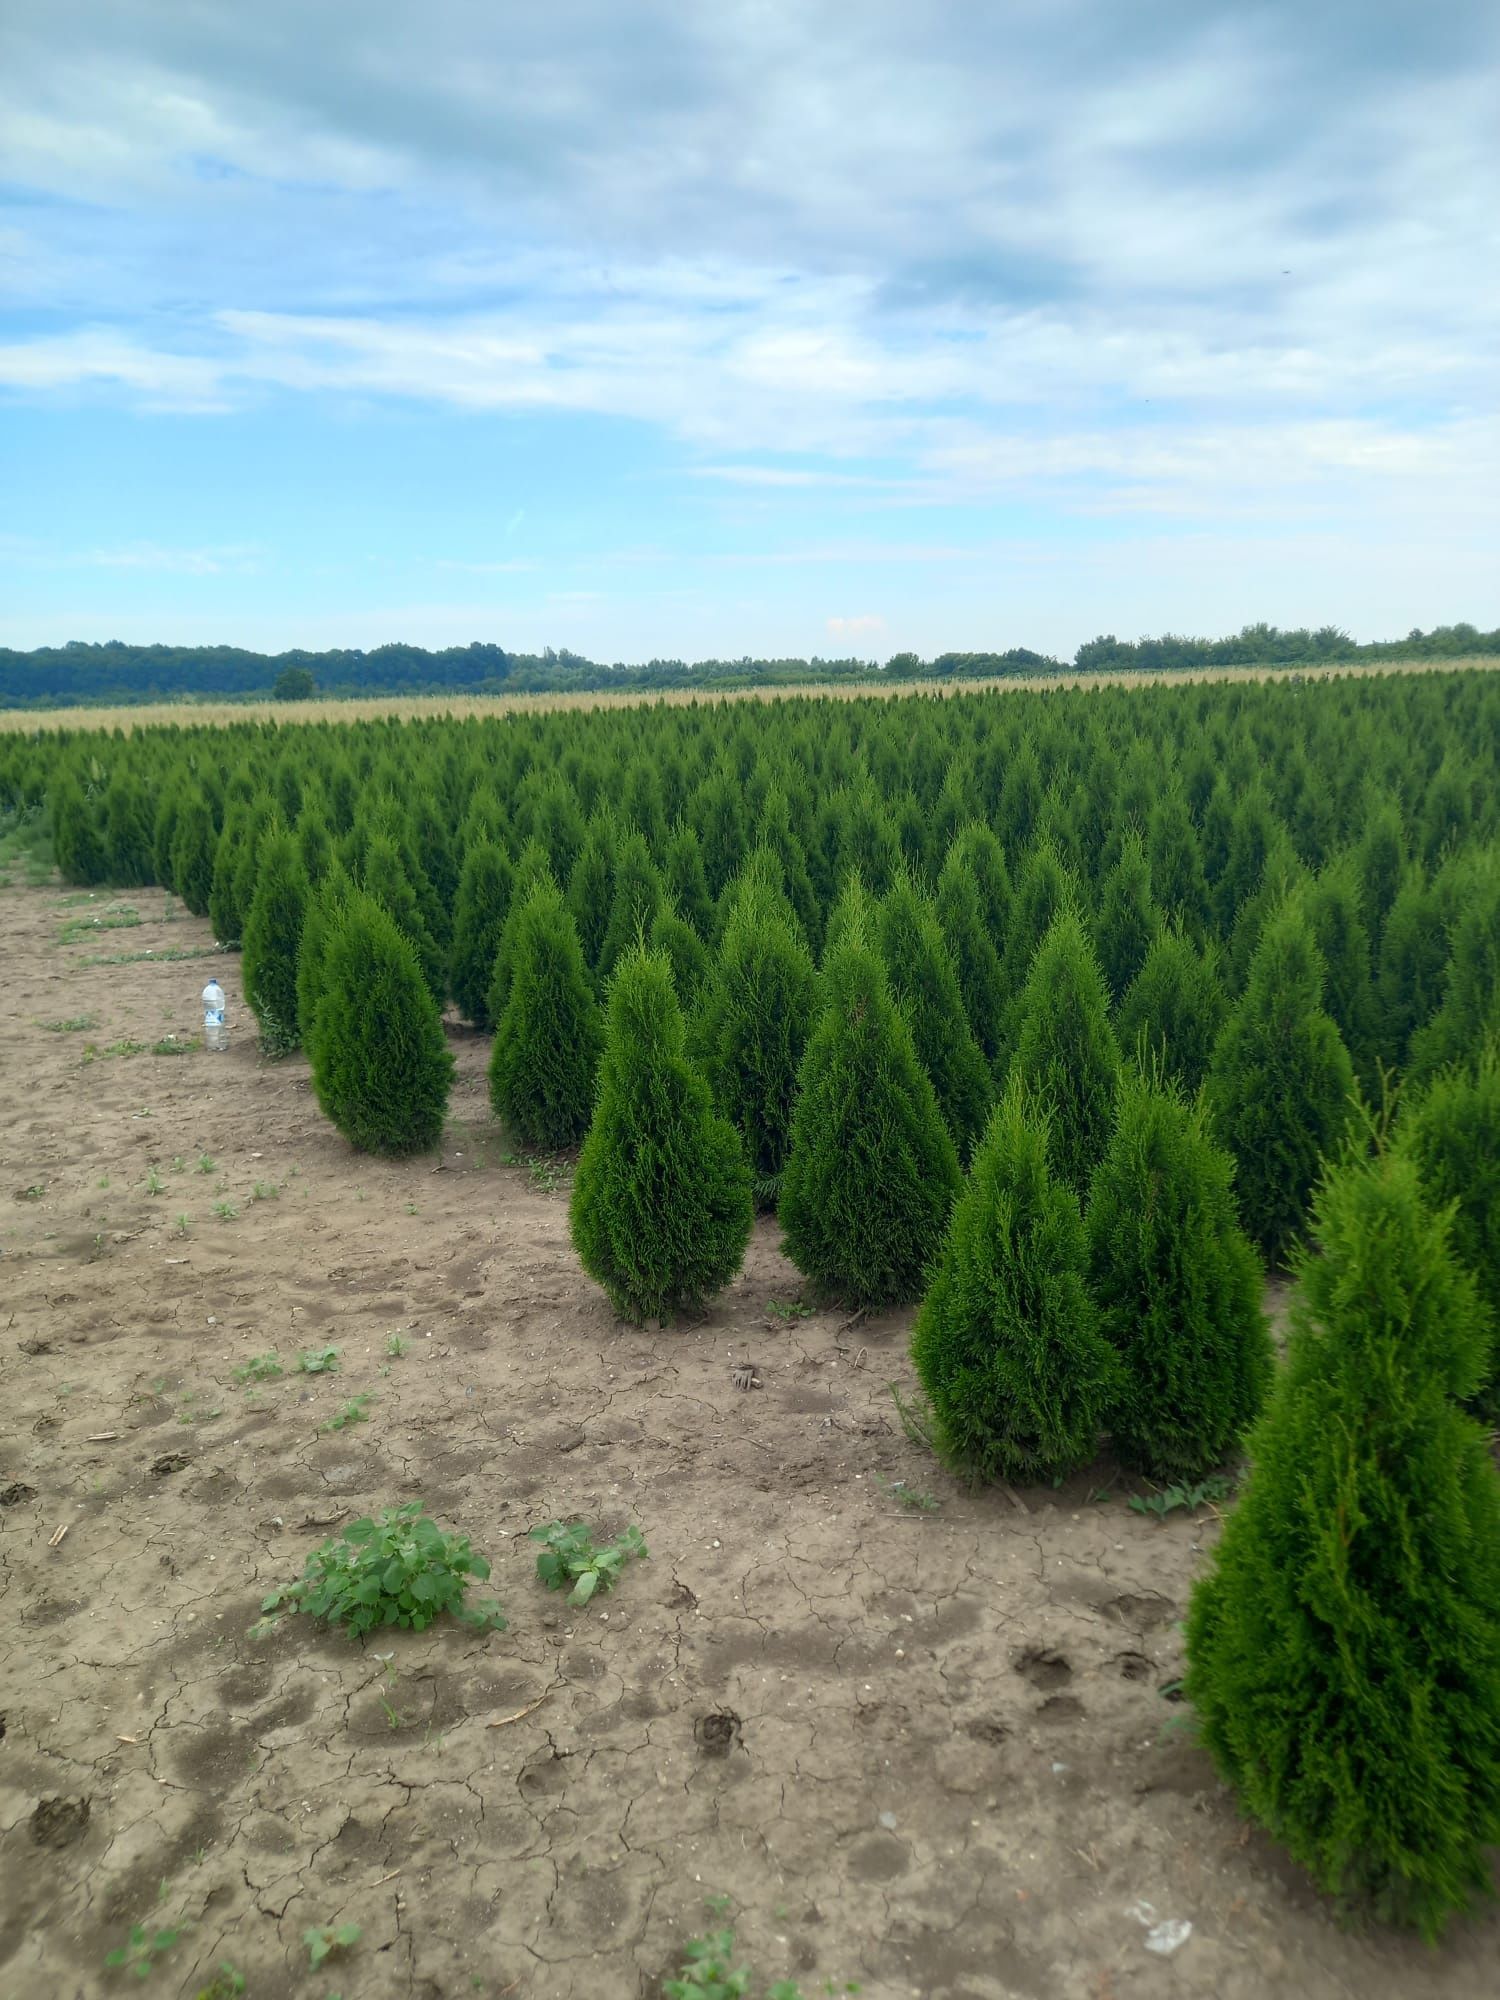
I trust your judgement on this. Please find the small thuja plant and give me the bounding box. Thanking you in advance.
[531,1520,648,1605]
[296,1344,340,1374]
[261,1503,506,1638]
[304,1921,361,1971]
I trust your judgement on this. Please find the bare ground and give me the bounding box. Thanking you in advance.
[0,879,1495,2000]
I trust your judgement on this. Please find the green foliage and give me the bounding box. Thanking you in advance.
[263,1504,505,1638]
[1115,924,1227,1097]
[1006,910,1120,1193]
[297,1345,340,1373]
[273,664,316,701]
[488,880,603,1149]
[1401,1044,1500,1415]
[105,1920,186,1980]
[193,1964,245,2000]
[305,1922,361,1971]
[1128,1472,1234,1518]
[529,1519,648,1604]
[362,831,445,1005]
[1407,854,1500,1083]
[597,827,663,979]
[1304,858,1378,1088]
[649,898,711,1009]
[1185,1136,1500,1939]
[322,1394,372,1432]
[1205,899,1356,1265]
[877,869,992,1157]
[912,1081,1119,1484]
[1094,830,1161,1001]
[571,948,753,1320]
[780,911,960,1308]
[1374,867,1453,1073]
[934,843,1007,1067]
[240,822,308,1055]
[998,838,1074,1037]
[1089,1068,1272,1479]
[566,814,616,972]
[295,864,351,1064]
[312,892,454,1155]
[488,840,556,1023]
[448,839,513,1028]
[696,883,820,1205]
[233,1352,283,1383]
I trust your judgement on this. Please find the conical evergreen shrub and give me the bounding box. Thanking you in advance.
[1094,830,1161,1002]
[241,825,309,1056]
[209,806,250,945]
[779,919,961,1308]
[1115,924,1227,1097]
[696,883,819,1207]
[1088,1068,1271,1479]
[935,845,1008,1069]
[312,893,454,1156]
[912,1081,1120,1484]
[570,948,752,1321]
[1007,910,1120,1193]
[1184,1135,1500,1940]
[1374,867,1453,1074]
[1407,856,1500,1084]
[449,840,513,1029]
[488,882,602,1150]
[1305,859,1378,1090]
[1402,1045,1500,1416]
[363,832,446,1006]
[296,864,352,1073]
[1146,781,1211,936]
[662,821,715,939]
[877,870,993,1158]
[1205,899,1356,1266]
[597,829,662,981]
[567,815,616,973]
[647,900,710,1011]
[487,841,556,1024]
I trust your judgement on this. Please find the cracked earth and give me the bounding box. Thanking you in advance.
[2,880,1496,2000]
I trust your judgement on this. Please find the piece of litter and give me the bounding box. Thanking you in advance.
[116,1734,139,1744]
[86,1432,119,1442]
[1127,1901,1156,1925]
[877,1811,898,1830]
[1051,1761,1069,1774]
[48,1522,70,1548]
[1145,1919,1193,1956]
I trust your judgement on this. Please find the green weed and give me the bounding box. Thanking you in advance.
[249,1181,279,1203]
[766,1298,813,1321]
[104,1919,186,1980]
[297,1344,340,1374]
[211,1199,238,1221]
[873,1473,939,1513]
[261,1503,505,1638]
[386,1333,409,1358]
[1128,1472,1235,1519]
[40,1014,97,1033]
[144,1168,165,1197]
[195,1155,218,1175]
[322,1394,373,1433]
[530,1520,648,1606]
[193,1966,245,2000]
[304,1922,361,1971]
[233,1353,283,1384]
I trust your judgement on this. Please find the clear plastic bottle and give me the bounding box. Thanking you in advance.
[202,978,227,1052]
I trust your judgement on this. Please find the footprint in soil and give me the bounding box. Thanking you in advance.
[1012,1646,1072,1691]
[694,1710,743,1756]
[964,1719,1012,1746]
[150,1452,190,1477]
[0,1482,38,1507]
[1036,1694,1086,1722]
[31,1798,90,1849]
[1116,1651,1153,1682]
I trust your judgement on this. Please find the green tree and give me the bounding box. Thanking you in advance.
[272,665,316,701]
[878,869,993,1158]
[661,820,715,938]
[296,864,352,1068]
[312,893,454,1156]
[648,899,711,1011]
[1205,901,1357,1265]
[241,824,309,1055]
[597,829,663,981]
[363,831,446,1006]
[935,844,1008,1069]
[696,883,819,1206]
[1115,924,1228,1098]
[779,918,961,1308]
[488,882,603,1149]
[1305,859,1378,1090]
[912,1081,1119,1484]
[570,948,753,1321]
[1407,856,1500,1084]
[566,814,616,973]
[998,838,1074,1050]
[1184,1136,1500,1940]
[1374,867,1454,1074]
[1093,830,1161,1002]
[488,841,556,1025]
[1088,1069,1271,1478]
[1007,910,1120,1193]
[449,840,513,1029]
[1401,1045,1500,1416]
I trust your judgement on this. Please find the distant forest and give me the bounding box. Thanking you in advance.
[1,622,1496,708]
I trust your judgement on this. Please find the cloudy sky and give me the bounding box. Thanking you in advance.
[2,1,1497,660]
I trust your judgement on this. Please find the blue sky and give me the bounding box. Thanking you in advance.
[2,0,1497,661]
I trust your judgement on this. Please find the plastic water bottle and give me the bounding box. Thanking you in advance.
[202,978,227,1053]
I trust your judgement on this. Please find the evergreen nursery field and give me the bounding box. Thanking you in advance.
[1,667,1498,1998]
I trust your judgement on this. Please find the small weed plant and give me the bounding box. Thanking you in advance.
[41,1014,97,1033]
[304,1922,361,1971]
[1129,1472,1235,1519]
[873,1473,939,1513]
[297,1344,340,1374]
[530,1520,648,1605]
[665,1919,859,2000]
[322,1394,373,1433]
[196,1154,217,1175]
[104,1919,186,1980]
[211,1199,237,1220]
[233,1352,283,1383]
[385,1332,409,1358]
[193,1966,245,2000]
[767,1298,814,1321]
[261,1503,505,1638]
[249,1181,279,1203]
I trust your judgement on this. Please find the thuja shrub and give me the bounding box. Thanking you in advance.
[1205,898,1356,1266]
[449,839,513,1028]
[1401,1044,1500,1416]
[1185,1136,1500,1940]
[877,868,993,1159]
[240,824,309,1056]
[1088,1068,1272,1479]
[312,892,454,1156]
[570,948,752,1321]
[695,883,819,1206]
[779,918,961,1309]
[1006,910,1120,1194]
[295,864,351,1069]
[912,1081,1119,1484]
[488,882,602,1149]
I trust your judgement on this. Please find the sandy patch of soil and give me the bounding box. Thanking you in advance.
[0,880,1494,1999]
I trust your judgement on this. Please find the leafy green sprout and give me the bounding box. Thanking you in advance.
[1128,1473,1235,1519]
[530,1520,648,1605]
[193,1965,245,2000]
[386,1333,409,1357]
[104,1920,186,1980]
[304,1922,361,1971]
[260,1503,506,1639]
[249,1181,279,1203]
[173,1214,191,1237]
[144,1168,165,1196]
[195,1154,217,1175]
[322,1394,373,1433]
[211,1199,237,1220]
[233,1352,283,1383]
[873,1473,939,1513]
[297,1344,340,1374]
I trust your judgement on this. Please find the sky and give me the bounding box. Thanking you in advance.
[1,0,1497,663]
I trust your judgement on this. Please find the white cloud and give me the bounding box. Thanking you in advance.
[826,613,886,639]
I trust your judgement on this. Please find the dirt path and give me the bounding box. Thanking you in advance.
[0,878,1494,2000]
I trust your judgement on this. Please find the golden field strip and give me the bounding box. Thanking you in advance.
[0,653,1492,735]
